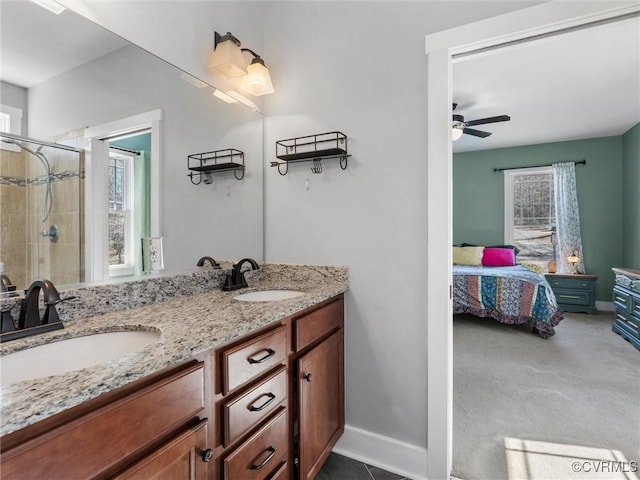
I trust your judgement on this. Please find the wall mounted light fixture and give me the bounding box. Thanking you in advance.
[210,31,274,96]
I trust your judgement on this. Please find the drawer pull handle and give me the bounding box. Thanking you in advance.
[615,296,626,302]
[559,295,581,299]
[303,373,313,382]
[249,446,276,470]
[248,392,276,412]
[625,320,637,329]
[200,448,213,463]
[247,348,276,364]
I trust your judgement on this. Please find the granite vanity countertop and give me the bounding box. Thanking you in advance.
[0,264,348,437]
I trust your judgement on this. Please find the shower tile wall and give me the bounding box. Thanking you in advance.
[1,144,83,290]
[26,148,83,288]
[0,148,27,288]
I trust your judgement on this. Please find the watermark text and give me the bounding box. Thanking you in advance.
[571,460,638,474]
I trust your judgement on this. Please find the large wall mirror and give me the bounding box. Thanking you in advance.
[0,1,264,291]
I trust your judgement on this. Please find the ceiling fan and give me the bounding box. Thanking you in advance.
[452,103,510,140]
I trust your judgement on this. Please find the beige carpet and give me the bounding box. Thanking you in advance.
[453,311,640,480]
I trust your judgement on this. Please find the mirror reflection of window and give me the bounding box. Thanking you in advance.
[108,150,133,273]
[107,131,152,278]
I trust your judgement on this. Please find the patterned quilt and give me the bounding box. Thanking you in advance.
[453,265,564,337]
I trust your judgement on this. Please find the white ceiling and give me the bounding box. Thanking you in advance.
[452,14,640,153]
[0,1,128,88]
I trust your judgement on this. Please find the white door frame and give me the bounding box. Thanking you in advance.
[84,109,163,282]
[424,2,639,479]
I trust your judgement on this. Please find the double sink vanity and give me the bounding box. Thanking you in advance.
[0,263,348,480]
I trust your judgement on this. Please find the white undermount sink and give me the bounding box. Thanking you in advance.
[0,330,161,386]
[233,290,305,302]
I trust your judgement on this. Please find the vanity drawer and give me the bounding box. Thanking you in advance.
[294,296,344,352]
[223,408,288,480]
[223,366,287,447]
[222,325,287,395]
[1,362,205,480]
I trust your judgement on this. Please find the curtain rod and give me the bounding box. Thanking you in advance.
[110,145,141,155]
[493,159,586,173]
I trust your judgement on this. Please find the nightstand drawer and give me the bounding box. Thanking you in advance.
[554,289,591,306]
[547,277,594,290]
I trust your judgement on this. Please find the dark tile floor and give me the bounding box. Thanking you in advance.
[317,453,408,480]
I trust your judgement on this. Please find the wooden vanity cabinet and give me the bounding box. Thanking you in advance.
[292,295,345,480]
[0,360,212,480]
[213,323,290,480]
[1,294,345,480]
[114,418,210,480]
[213,294,345,480]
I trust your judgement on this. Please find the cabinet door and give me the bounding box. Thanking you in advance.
[297,329,344,480]
[115,419,210,480]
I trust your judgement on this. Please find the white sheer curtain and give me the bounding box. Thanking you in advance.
[553,162,585,274]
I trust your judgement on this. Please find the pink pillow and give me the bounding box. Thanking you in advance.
[482,247,516,266]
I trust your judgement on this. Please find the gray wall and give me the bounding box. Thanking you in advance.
[262,0,539,453]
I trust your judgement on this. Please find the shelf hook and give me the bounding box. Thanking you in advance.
[188,171,202,185]
[277,162,288,176]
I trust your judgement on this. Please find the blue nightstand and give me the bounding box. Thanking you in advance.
[545,273,598,314]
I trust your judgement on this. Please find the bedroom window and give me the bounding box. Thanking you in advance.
[504,166,556,270]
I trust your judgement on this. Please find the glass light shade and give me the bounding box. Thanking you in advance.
[452,126,464,141]
[209,39,247,78]
[239,61,275,96]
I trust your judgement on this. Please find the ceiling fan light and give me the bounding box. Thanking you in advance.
[452,126,464,141]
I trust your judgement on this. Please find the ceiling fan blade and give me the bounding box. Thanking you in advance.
[463,128,491,138]
[465,115,511,126]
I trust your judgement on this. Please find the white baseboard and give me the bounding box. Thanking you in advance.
[333,424,428,480]
[596,301,614,312]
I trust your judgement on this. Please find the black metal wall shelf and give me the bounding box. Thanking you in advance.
[271,131,350,175]
[188,148,244,184]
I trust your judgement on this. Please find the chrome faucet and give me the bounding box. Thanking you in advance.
[222,258,260,291]
[196,256,221,269]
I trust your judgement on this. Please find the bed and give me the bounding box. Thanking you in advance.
[453,264,564,338]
